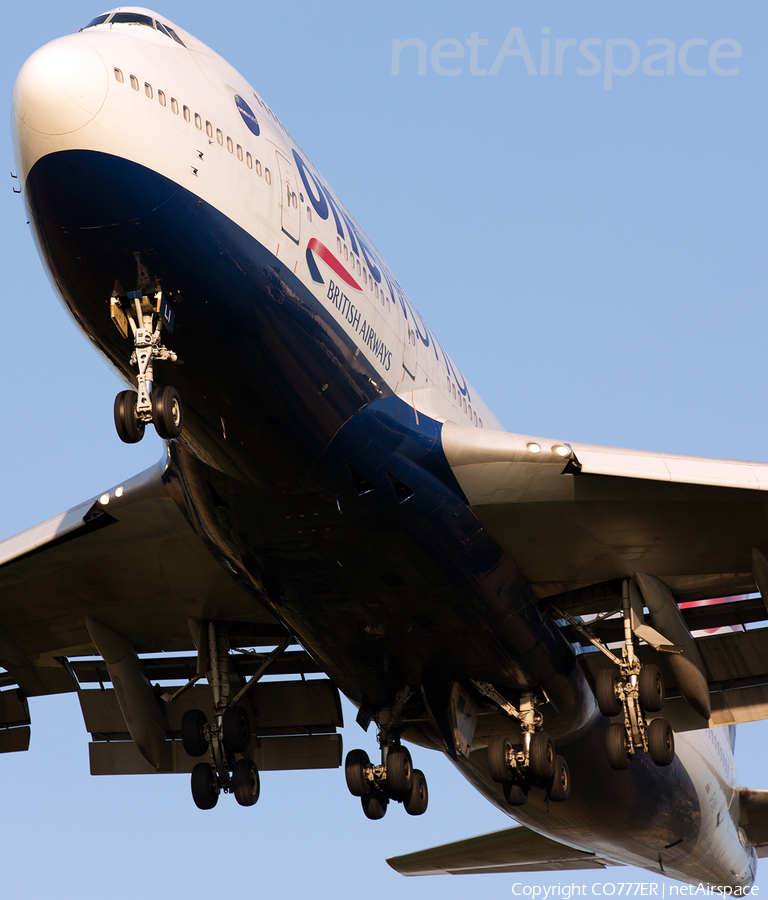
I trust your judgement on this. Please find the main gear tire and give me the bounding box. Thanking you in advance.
[648,717,675,766]
[345,749,371,797]
[606,723,631,770]
[596,668,622,717]
[404,769,428,816]
[222,705,251,756]
[386,745,413,794]
[487,735,514,783]
[181,709,208,758]
[530,731,556,780]
[232,758,260,807]
[639,664,665,713]
[190,763,218,810]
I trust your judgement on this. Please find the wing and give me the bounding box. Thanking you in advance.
[0,455,342,773]
[0,455,281,698]
[387,824,620,876]
[441,421,768,729]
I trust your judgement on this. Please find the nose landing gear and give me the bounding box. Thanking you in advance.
[110,292,183,443]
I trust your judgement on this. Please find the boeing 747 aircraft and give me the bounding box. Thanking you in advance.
[6,8,768,889]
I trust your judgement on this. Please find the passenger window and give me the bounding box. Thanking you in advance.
[265,168,271,184]
[145,83,153,99]
[474,412,478,425]
[236,144,243,161]
[171,98,179,114]
[246,152,253,168]
[194,113,202,129]
[227,136,233,153]
[357,260,361,275]
[157,90,166,107]
[479,418,483,428]
[307,207,312,222]
[337,238,341,253]
[216,129,223,146]
[446,376,451,391]
[206,121,213,138]
[363,268,367,284]
[452,384,456,398]
[344,246,348,260]
[130,75,139,91]
[114,68,124,83]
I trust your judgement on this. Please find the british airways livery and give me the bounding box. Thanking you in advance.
[6,8,768,889]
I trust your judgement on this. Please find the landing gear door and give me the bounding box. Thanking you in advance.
[275,151,301,245]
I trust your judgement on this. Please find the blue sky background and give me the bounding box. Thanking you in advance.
[1,2,766,897]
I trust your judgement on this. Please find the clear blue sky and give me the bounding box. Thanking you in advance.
[1,2,766,897]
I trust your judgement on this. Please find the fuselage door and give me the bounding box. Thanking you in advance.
[403,318,417,378]
[275,151,301,245]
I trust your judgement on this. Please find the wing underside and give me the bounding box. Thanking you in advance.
[441,421,768,731]
[387,824,620,876]
[0,455,342,775]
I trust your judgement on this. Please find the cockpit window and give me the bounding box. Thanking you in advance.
[156,21,186,46]
[83,14,108,28]
[81,11,186,46]
[110,12,154,27]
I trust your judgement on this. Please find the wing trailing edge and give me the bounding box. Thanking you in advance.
[387,824,620,876]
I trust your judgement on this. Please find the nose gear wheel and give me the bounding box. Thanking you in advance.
[110,291,183,443]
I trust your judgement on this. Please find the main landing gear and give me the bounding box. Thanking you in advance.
[472,685,571,808]
[110,291,183,443]
[344,687,429,820]
[183,704,259,810]
[345,744,429,820]
[167,623,281,811]
[556,581,676,771]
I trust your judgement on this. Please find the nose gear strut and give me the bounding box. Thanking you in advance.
[110,291,183,443]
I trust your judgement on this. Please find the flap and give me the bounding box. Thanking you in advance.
[387,824,620,876]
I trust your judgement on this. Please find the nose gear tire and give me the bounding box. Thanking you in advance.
[152,385,183,439]
[114,390,145,443]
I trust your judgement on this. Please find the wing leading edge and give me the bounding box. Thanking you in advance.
[0,452,281,698]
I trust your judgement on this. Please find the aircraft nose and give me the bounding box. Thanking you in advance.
[13,36,108,135]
